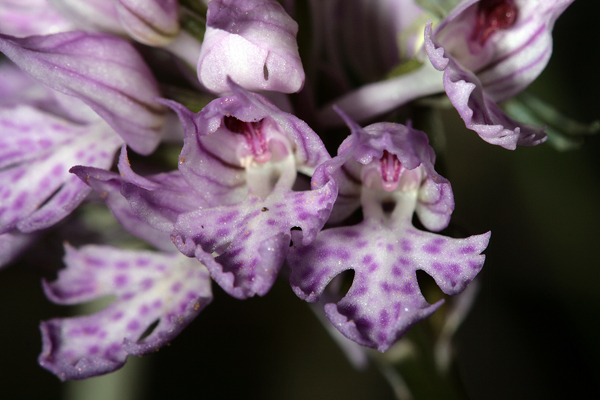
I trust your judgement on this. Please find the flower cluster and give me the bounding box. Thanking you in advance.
[0,0,579,385]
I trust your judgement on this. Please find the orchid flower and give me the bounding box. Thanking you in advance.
[75,81,336,299]
[321,0,573,150]
[0,31,166,266]
[39,244,212,380]
[288,110,490,351]
[197,0,305,94]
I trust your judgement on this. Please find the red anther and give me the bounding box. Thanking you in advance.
[223,116,270,163]
[472,0,518,45]
[380,150,401,191]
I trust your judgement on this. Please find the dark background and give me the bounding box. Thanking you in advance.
[1,1,598,399]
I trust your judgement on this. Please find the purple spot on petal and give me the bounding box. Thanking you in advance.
[356,240,368,248]
[267,219,276,225]
[136,258,150,267]
[139,304,150,316]
[450,263,461,274]
[127,320,140,331]
[386,244,394,252]
[298,211,309,220]
[380,310,390,327]
[121,292,135,300]
[402,281,415,294]
[401,239,412,252]
[392,266,403,277]
[152,299,163,309]
[171,282,182,293]
[140,278,154,291]
[85,257,106,268]
[423,244,440,254]
[114,274,128,287]
[460,245,475,254]
[362,255,373,264]
[116,260,129,269]
[112,312,124,321]
[88,345,100,355]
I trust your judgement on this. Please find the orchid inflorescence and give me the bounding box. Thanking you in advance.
[0,0,584,389]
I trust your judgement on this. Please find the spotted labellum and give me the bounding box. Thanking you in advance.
[288,111,490,351]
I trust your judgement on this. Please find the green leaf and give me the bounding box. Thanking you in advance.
[503,93,599,151]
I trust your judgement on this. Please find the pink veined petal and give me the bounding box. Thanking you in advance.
[197,0,305,94]
[424,22,547,149]
[0,31,166,155]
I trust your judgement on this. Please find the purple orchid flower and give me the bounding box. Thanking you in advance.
[321,0,572,150]
[0,30,167,267]
[288,110,490,352]
[197,0,305,94]
[423,0,573,149]
[75,82,336,299]
[39,244,212,380]
[0,63,122,267]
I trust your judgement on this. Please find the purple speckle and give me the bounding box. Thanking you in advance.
[139,304,150,316]
[136,258,150,267]
[386,244,394,252]
[121,292,135,300]
[82,325,99,335]
[392,266,403,277]
[114,274,128,287]
[127,320,140,331]
[111,311,124,321]
[298,211,310,220]
[401,239,412,252]
[402,281,415,295]
[152,299,163,309]
[423,244,441,254]
[140,278,154,291]
[88,345,100,355]
[356,240,368,248]
[218,211,238,224]
[368,263,379,272]
[379,310,390,327]
[362,255,373,264]
[85,257,105,268]
[116,260,129,269]
[449,263,461,274]
[267,219,276,225]
[171,282,183,293]
[460,245,475,254]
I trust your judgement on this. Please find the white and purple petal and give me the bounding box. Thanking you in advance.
[0,105,121,234]
[70,165,177,252]
[173,180,337,299]
[288,218,490,352]
[0,0,74,37]
[197,0,305,94]
[39,245,212,380]
[0,31,166,155]
[161,85,330,205]
[424,22,546,149]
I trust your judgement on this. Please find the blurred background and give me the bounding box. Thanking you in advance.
[1,1,598,399]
